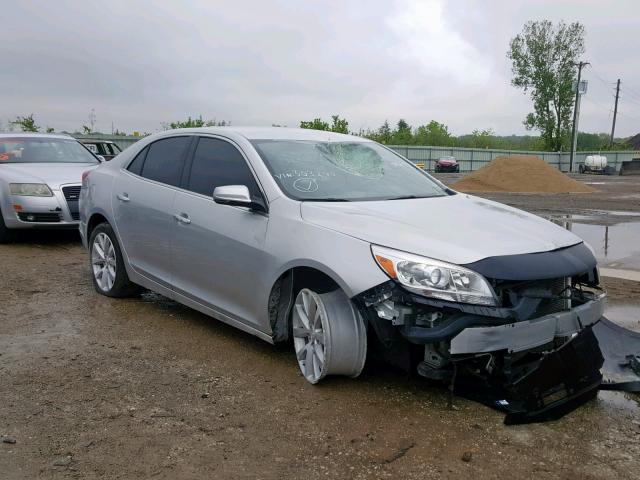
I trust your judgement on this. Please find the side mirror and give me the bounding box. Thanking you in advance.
[213,185,267,213]
[96,155,106,162]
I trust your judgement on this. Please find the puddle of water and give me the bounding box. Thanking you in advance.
[593,210,640,217]
[548,219,640,265]
[597,390,640,413]
[605,301,640,332]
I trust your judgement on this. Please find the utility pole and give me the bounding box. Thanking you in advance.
[89,108,96,133]
[569,61,589,172]
[610,79,620,147]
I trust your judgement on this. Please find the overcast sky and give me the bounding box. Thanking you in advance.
[2,0,639,136]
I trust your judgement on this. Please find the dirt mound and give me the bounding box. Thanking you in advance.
[452,155,596,194]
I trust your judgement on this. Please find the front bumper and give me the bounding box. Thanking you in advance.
[3,189,79,229]
[449,293,605,354]
[435,164,459,172]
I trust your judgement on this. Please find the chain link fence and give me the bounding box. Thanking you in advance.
[73,134,639,173]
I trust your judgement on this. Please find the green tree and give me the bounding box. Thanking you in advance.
[391,119,413,144]
[414,120,452,146]
[362,120,393,144]
[10,114,40,132]
[299,118,330,131]
[377,120,392,144]
[507,20,585,151]
[164,116,228,130]
[463,129,495,148]
[329,115,349,134]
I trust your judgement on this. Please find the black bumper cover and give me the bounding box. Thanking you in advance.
[454,326,604,425]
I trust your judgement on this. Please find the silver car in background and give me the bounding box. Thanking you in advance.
[80,127,606,420]
[0,133,100,242]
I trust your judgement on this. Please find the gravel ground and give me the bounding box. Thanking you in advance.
[1,173,639,479]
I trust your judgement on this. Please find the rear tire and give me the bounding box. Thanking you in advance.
[292,288,367,384]
[89,223,140,297]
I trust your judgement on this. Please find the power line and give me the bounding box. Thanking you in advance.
[619,94,640,108]
[588,67,616,88]
[616,110,640,121]
[621,83,640,99]
[620,88,640,103]
[582,95,614,114]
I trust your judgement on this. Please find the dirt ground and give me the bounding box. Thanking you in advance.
[1,173,640,479]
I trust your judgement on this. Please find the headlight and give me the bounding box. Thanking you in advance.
[372,245,497,306]
[9,183,53,197]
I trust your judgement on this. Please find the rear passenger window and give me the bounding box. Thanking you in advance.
[187,137,262,200]
[127,147,148,175]
[140,137,190,187]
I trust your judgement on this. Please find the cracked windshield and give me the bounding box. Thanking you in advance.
[252,140,447,201]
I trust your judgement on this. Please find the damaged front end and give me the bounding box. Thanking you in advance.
[357,242,610,424]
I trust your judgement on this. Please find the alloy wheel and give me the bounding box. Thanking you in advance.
[91,232,117,292]
[293,289,328,384]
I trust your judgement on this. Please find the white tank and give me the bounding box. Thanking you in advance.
[584,155,607,169]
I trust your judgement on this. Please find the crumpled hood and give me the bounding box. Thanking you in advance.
[0,163,97,189]
[301,194,583,265]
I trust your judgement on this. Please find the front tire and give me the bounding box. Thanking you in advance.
[292,288,367,384]
[89,223,139,297]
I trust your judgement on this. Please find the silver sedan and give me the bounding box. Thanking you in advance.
[80,127,605,420]
[0,133,100,242]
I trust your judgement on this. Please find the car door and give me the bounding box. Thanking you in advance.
[113,136,193,288]
[171,136,270,330]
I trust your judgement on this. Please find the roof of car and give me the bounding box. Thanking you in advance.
[79,139,115,144]
[165,127,372,142]
[0,132,73,140]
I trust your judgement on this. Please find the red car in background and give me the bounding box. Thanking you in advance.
[434,156,459,173]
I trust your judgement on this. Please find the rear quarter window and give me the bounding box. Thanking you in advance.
[127,147,148,175]
[138,137,190,187]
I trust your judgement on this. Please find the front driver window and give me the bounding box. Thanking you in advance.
[187,137,262,201]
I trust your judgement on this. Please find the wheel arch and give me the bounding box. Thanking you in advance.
[267,262,352,343]
[87,212,110,239]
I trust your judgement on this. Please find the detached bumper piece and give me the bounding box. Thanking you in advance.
[454,326,604,425]
[594,317,640,392]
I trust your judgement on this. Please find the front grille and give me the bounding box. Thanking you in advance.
[18,212,61,223]
[62,185,81,221]
[534,277,570,317]
[495,277,570,318]
[62,186,81,201]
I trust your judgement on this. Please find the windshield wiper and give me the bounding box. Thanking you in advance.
[386,195,434,200]
[302,198,351,202]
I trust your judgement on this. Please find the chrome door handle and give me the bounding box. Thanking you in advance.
[117,193,130,202]
[174,213,191,224]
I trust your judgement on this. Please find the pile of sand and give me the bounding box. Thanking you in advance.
[451,155,596,194]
